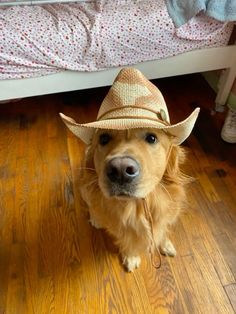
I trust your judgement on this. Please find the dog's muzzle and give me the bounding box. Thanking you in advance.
[105,156,140,197]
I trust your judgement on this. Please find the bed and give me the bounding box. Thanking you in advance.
[0,0,235,111]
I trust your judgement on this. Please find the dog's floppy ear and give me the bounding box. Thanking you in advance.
[163,145,188,185]
[83,144,95,169]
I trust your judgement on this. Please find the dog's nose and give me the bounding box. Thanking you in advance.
[106,157,140,184]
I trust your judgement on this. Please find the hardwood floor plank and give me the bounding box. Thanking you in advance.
[197,171,220,203]
[142,256,187,313]
[214,233,236,280]
[191,239,234,313]
[182,185,235,286]
[169,254,211,314]
[225,283,236,313]
[6,243,26,314]
[186,135,210,174]
[0,116,16,312]
[0,243,10,313]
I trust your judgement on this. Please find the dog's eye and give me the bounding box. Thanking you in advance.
[99,133,111,146]
[145,133,158,144]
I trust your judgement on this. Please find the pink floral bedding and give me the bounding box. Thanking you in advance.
[0,0,233,79]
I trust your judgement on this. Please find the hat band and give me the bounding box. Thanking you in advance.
[98,114,170,125]
[98,105,169,125]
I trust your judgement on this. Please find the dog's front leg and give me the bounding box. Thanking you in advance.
[80,185,103,229]
[89,212,102,229]
[154,226,177,257]
[118,234,143,272]
[87,203,103,230]
[122,254,141,272]
[159,238,176,257]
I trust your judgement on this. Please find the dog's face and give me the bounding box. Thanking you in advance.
[91,128,173,199]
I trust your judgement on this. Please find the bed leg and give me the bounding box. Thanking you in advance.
[215,66,236,112]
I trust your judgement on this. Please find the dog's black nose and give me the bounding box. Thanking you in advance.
[106,157,140,184]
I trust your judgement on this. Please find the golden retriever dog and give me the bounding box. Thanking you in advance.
[60,68,199,272]
[79,127,188,272]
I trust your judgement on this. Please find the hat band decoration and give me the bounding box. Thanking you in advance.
[98,105,170,126]
[98,114,170,125]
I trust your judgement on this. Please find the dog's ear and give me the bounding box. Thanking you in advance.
[79,143,96,190]
[83,144,95,169]
[163,145,188,185]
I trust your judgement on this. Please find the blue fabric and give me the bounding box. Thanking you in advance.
[165,0,236,27]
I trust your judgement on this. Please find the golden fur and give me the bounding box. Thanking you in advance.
[79,128,189,272]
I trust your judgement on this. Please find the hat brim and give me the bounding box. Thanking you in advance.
[60,108,200,145]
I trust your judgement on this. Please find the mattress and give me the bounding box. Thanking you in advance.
[0,0,234,80]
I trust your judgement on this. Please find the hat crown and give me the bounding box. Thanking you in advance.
[97,68,170,123]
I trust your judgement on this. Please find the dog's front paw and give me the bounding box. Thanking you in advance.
[160,239,176,257]
[89,216,101,229]
[122,256,141,272]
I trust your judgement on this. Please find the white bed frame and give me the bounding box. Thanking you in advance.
[1,45,236,111]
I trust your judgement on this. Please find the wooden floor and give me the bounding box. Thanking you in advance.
[0,74,236,314]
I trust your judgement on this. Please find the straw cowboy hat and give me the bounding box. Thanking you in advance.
[60,68,200,145]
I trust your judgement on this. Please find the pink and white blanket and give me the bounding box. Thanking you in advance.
[0,0,233,79]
